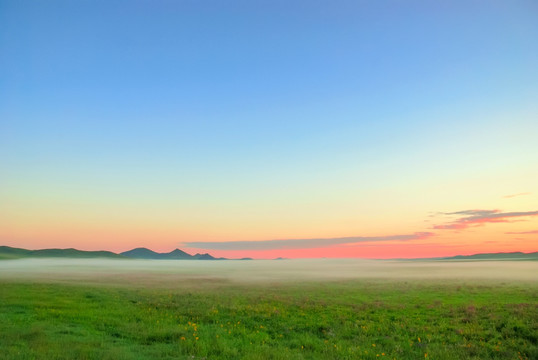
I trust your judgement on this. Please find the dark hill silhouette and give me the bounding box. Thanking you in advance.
[119,248,219,260]
[192,253,215,260]
[119,247,162,259]
[0,246,223,260]
[439,251,538,261]
[2,245,535,261]
[0,246,123,259]
[167,248,192,258]
[400,251,538,261]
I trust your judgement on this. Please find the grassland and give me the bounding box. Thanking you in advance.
[0,259,536,359]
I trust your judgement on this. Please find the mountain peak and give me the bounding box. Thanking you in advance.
[120,247,160,259]
[118,247,218,260]
[192,253,216,260]
[127,247,153,252]
[169,248,188,254]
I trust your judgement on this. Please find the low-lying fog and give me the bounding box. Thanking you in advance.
[0,258,536,286]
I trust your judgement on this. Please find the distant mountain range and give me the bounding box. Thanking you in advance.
[0,246,223,260]
[436,251,538,261]
[0,246,124,260]
[119,247,223,260]
[0,245,536,261]
[397,251,538,261]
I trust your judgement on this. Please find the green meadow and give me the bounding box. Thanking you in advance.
[0,259,536,359]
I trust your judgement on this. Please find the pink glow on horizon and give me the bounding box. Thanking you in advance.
[185,241,538,260]
[0,237,535,259]
[2,207,537,259]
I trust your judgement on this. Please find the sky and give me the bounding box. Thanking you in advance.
[1,0,537,259]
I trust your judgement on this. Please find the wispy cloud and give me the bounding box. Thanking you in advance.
[433,209,538,230]
[505,230,538,235]
[444,209,499,216]
[503,192,531,198]
[183,232,434,251]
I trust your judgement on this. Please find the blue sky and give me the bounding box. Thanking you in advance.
[1,1,537,256]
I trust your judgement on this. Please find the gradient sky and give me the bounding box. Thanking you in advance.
[1,0,537,258]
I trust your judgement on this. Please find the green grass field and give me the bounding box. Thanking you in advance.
[0,260,536,359]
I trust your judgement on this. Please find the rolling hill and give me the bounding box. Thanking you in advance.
[0,246,223,260]
[0,246,124,260]
[119,247,220,260]
[2,246,536,261]
[438,251,538,261]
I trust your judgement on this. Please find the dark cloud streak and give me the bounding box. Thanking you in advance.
[444,210,499,216]
[183,232,435,251]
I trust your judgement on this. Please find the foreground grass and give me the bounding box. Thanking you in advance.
[0,279,536,359]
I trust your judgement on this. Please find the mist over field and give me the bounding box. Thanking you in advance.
[2,258,537,359]
[1,258,536,286]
